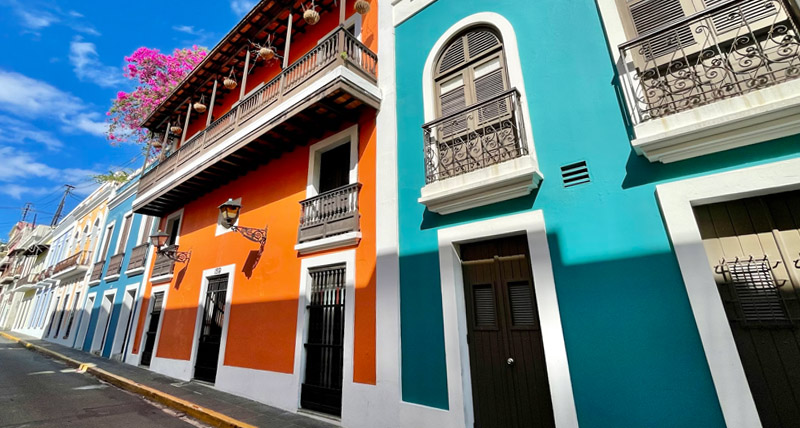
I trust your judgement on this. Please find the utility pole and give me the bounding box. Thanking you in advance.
[20,202,32,222]
[50,185,75,227]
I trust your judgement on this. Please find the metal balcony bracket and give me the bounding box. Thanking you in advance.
[229,224,268,270]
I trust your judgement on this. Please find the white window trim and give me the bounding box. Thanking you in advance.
[189,264,235,384]
[419,12,542,214]
[656,157,800,428]
[162,208,185,246]
[116,211,134,255]
[596,0,800,163]
[436,210,578,428]
[96,220,116,266]
[305,125,359,198]
[135,215,153,246]
[391,0,437,26]
[292,250,357,417]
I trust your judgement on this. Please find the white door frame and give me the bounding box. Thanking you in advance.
[92,289,117,353]
[109,283,139,359]
[656,157,800,428]
[189,264,235,383]
[436,210,578,428]
[292,250,356,414]
[137,283,169,365]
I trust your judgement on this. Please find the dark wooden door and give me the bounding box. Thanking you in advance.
[318,142,350,193]
[301,265,346,416]
[694,191,800,428]
[140,291,164,367]
[461,235,555,428]
[194,274,228,383]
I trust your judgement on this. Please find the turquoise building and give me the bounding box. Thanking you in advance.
[389,0,800,427]
[79,175,155,360]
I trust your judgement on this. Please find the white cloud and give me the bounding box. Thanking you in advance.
[0,115,63,150]
[230,0,256,16]
[172,24,214,46]
[69,37,125,88]
[0,69,108,137]
[0,146,100,199]
[3,1,100,36]
[173,25,197,34]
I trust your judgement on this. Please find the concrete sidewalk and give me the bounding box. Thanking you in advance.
[0,331,337,428]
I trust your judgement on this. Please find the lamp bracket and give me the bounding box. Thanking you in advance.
[158,244,191,263]
[229,224,268,270]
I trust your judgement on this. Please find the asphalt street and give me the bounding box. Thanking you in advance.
[0,336,206,427]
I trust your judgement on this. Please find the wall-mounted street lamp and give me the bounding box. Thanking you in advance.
[149,231,191,263]
[218,199,268,269]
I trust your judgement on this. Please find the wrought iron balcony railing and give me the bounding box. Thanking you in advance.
[298,183,362,244]
[89,261,104,283]
[139,27,378,197]
[618,0,800,123]
[422,89,529,184]
[127,243,149,272]
[106,253,125,278]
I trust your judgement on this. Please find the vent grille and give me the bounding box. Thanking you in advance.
[473,285,497,327]
[508,282,536,326]
[561,161,591,187]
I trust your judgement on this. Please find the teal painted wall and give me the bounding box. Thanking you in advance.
[395,0,800,426]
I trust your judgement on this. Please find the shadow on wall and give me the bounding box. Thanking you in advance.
[397,229,728,427]
[419,188,541,231]
[622,131,800,190]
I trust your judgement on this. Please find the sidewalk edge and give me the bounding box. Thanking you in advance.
[0,331,256,428]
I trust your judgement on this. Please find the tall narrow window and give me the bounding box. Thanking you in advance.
[100,225,114,261]
[117,214,133,254]
[426,26,526,183]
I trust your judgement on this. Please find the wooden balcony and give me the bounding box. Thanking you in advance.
[297,183,361,243]
[134,27,379,217]
[151,249,177,279]
[89,261,104,284]
[126,243,149,273]
[105,253,125,278]
[52,251,92,279]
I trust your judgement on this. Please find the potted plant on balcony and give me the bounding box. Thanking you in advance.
[354,0,370,15]
[303,1,320,25]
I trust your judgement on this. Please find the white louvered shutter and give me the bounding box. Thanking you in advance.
[704,0,780,34]
[438,74,468,136]
[627,0,695,59]
[473,58,508,124]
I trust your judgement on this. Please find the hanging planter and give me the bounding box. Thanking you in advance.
[223,70,237,90]
[152,139,163,149]
[193,95,207,113]
[303,2,320,25]
[354,0,370,15]
[258,46,275,61]
[170,124,183,135]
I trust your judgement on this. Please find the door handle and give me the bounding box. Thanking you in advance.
[506,357,515,366]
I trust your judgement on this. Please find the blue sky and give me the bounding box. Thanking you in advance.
[0,0,255,231]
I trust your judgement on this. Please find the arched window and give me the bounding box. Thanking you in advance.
[434,27,509,128]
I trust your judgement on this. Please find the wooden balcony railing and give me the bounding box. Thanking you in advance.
[151,249,176,278]
[298,183,362,243]
[422,89,529,184]
[89,261,104,283]
[618,0,800,123]
[106,253,125,277]
[127,243,149,272]
[138,27,378,197]
[53,251,88,274]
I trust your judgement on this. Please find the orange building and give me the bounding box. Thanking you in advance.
[127,0,384,424]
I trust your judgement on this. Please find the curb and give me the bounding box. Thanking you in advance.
[0,331,256,428]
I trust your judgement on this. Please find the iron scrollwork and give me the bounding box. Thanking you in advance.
[619,0,800,124]
[422,89,528,184]
[229,224,268,270]
[159,244,191,263]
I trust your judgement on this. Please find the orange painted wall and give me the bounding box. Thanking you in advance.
[132,0,377,384]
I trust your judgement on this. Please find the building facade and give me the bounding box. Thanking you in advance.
[43,183,115,348]
[125,1,383,426]
[389,0,800,427]
[0,223,52,332]
[80,174,155,361]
